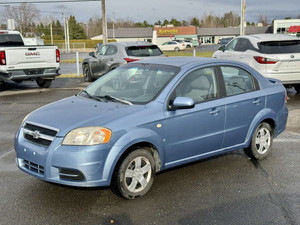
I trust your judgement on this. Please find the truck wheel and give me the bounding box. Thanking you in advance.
[36,78,52,88]
[83,64,93,82]
[244,122,273,160]
[111,149,155,199]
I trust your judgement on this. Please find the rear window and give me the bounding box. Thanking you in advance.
[0,34,24,46]
[259,40,300,54]
[126,45,163,57]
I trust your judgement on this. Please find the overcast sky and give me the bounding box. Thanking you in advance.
[1,0,300,24]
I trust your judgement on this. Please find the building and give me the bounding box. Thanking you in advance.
[91,26,271,45]
[273,19,300,37]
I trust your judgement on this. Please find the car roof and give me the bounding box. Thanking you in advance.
[107,41,155,47]
[132,56,229,68]
[240,34,299,43]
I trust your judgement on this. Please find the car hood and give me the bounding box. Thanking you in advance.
[25,95,145,136]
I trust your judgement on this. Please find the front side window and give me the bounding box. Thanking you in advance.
[225,38,238,51]
[220,66,257,96]
[84,63,179,104]
[173,67,218,104]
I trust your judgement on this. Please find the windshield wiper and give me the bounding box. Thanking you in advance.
[96,95,133,105]
[79,90,103,102]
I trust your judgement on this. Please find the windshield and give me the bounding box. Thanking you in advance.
[126,45,163,57]
[0,34,24,46]
[83,63,179,104]
[259,40,300,54]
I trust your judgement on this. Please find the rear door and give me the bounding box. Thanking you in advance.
[219,65,265,148]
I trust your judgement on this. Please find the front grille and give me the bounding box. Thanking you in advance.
[23,122,58,147]
[23,160,44,175]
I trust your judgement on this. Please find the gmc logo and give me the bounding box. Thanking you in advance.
[25,52,40,56]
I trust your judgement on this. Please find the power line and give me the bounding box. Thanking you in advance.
[0,0,100,4]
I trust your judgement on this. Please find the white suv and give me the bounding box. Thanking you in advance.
[213,34,300,92]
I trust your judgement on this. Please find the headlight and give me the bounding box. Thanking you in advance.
[62,127,111,146]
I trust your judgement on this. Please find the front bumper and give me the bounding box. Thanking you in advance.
[14,128,112,187]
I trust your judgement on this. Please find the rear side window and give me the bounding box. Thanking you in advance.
[259,40,300,54]
[0,34,24,46]
[126,45,163,57]
[220,66,258,96]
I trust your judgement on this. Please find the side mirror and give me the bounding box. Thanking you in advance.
[218,45,225,52]
[169,97,195,111]
[89,52,95,57]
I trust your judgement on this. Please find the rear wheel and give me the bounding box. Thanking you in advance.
[293,84,300,93]
[83,64,93,82]
[174,47,180,52]
[244,122,273,160]
[111,149,155,199]
[36,78,52,88]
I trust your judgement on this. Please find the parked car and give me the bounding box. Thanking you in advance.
[15,57,288,199]
[159,41,186,52]
[218,37,234,46]
[213,34,300,92]
[0,30,60,88]
[173,39,192,48]
[82,41,164,82]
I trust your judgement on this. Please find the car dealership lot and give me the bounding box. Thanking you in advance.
[0,78,300,225]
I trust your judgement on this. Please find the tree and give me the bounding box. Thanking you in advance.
[190,17,200,27]
[1,3,40,35]
[68,15,87,39]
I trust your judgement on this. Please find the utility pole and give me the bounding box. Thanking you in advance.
[240,0,246,36]
[50,19,53,45]
[102,0,107,44]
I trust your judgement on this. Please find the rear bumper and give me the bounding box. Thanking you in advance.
[0,67,60,82]
[261,71,300,85]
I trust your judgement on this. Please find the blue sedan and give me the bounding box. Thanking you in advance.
[14,57,288,199]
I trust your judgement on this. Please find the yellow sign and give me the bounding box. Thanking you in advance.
[158,29,178,35]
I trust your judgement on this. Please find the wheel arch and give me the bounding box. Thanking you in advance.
[245,109,277,148]
[102,128,165,185]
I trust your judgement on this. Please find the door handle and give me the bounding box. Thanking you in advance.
[210,108,220,115]
[253,99,261,105]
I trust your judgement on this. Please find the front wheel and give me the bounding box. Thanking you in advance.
[83,64,93,82]
[111,149,155,199]
[36,78,52,88]
[244,122,273,160]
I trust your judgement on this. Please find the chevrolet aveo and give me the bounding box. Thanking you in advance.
[15,57,288,199]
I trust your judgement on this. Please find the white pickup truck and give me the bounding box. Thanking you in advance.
[0,30,60,88]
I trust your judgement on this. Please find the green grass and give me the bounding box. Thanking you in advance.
[60,58,84,64]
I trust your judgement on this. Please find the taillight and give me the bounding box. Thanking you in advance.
[254,56,278,64]
[284,89,288,103]
[0,51,6,65]
[124,58,140,63]
[56,49,60,62]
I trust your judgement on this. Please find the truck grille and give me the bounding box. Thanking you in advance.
[23,122,58,147]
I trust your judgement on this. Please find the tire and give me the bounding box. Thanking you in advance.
[293,84,300,93]
[244,122,273,160]
[36,78,52,88]
[174,47,180,52]
[83,64,93,82]
[111,149,155,199]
